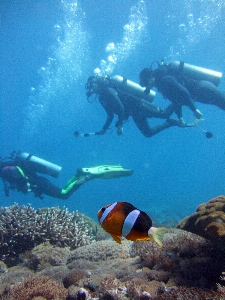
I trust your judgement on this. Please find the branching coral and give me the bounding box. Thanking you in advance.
[5,275,67,300]
[0,203,96,266]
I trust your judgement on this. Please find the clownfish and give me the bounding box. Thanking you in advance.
[98,202,167,247]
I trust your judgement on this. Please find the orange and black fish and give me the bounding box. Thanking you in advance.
[98,201,167,247]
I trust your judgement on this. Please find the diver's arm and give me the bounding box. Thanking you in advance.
[108,88,124,135]
[115,100,124,129]
[96,93,114,135]
[102,113,114,132]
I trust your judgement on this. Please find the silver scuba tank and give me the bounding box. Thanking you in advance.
[168,61,222,87]
[110,75,156,102]
[16,152,62,178]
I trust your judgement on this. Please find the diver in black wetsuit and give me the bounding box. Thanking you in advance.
[85,75,183,138]
[139,61,225,123]
[0,152,133,199]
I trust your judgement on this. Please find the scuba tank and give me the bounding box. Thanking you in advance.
[110,75,156,102]
[168,61,222,87]
[16,152,62,178]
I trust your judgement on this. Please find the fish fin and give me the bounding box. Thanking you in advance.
[148,227,167,247]
[111,234,122,244]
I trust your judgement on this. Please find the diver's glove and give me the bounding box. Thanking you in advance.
[95,129,106,135]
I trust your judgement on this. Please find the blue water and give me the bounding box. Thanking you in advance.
[1,0,225,223]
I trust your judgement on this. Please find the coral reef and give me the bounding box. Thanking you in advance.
[67,287,90,300]
[125,278,154,299]
[130,229,224,288]
[0,203,96,266]
[0,205,225,299]
[21,243,70,271]
[68,240,132,263]
[0,261,7,273]
[98,276,127,299]
[177,195,225,249]
[0,265,34,296]
[5,275,67,300]
[153,286,224,299]
[63,269,91,288]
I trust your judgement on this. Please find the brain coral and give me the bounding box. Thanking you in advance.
[0,203,96,266]
[177,195,225,249]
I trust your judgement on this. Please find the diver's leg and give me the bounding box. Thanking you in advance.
[159,103,175,118]
[132,115,172,137]
[30,176,67,199]
[162,76,202,118]
[60,175,93,199]
[31,169,132,200]
[140,100,174,119]
[195,81,225,110]
[60,164,134,198]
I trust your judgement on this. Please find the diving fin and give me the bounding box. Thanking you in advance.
[148,227,168,247]
[78,164,133,179]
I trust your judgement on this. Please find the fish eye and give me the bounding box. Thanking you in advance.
[101,207,106,212]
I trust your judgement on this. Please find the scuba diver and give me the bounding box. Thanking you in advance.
[84,75,185,138]
[139,61,203,124]
[85,75,124,136]
[0,151,133,199]
[139,60,225,124]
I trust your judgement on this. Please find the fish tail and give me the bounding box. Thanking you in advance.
[148,227,167,247]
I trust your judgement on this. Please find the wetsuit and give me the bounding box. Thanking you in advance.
[95,78,180,137]
[119,93,175,137]
[0,159,133,199]
[140,65,225,118]
[184,78,225,110]
[98,87,124,132]
[151,67,198,119]
[0,161,90,199]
